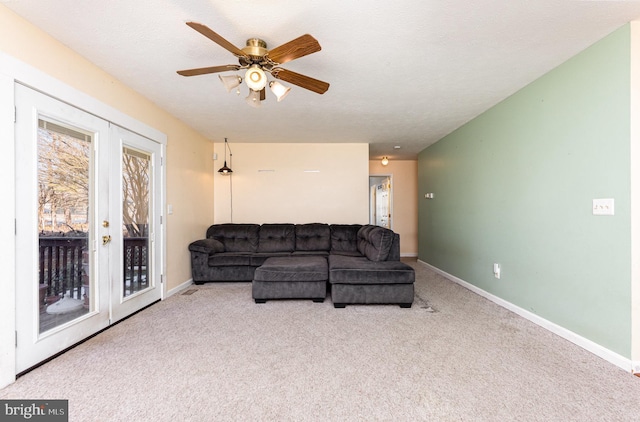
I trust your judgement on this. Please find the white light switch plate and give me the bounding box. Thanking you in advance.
[593,198,614,216]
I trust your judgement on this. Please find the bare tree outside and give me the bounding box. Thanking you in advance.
[37,124,90,235]
[37,121,92,330]
[122,148,150,238]
[122,148,151,297]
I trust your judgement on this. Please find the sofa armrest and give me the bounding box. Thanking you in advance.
[188,238,225,254]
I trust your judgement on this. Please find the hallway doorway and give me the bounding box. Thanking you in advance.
[369,175,392,229]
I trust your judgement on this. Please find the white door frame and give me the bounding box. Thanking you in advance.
[0,70,17,389]
[0,51,166,388]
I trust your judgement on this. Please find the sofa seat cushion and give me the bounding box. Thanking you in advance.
[328,255,415,285]
[208,252,254,267]
[329,250,363,257]
[292,250,329,257]
[258,224,295,253]
[254,256,328,282]
[250,252,292,267]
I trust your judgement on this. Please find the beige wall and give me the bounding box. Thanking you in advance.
[214,143,369,224]
[369,159,418,256]
[0,5,214,290]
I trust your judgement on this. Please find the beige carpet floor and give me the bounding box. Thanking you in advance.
[2,262,639,421]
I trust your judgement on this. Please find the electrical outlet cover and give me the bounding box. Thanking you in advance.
[593,198,614,216]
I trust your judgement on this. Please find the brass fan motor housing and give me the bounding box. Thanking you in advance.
[242,38,268,61]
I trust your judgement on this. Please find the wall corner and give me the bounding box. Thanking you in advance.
[629,20,640,364]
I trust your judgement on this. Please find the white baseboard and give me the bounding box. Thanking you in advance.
[401,252,418,258]
[418,260,635,374]
[165,278,194,298]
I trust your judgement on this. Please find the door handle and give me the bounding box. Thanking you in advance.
[102,235,112,245]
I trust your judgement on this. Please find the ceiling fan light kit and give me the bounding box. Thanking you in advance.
[219,74,242,92]
[177,22,329,106]
[245,65,267,91]
[269,80,291,102]
[246,89,262,107]
[381,157,389,166]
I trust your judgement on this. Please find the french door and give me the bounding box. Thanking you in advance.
[109,124,162,322]
[15,85,163,373]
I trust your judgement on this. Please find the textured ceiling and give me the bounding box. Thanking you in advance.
[3,0,640,160]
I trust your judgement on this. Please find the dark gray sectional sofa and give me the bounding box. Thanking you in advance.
[188,223,415,307]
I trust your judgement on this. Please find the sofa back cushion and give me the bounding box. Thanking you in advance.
[206,224,260,252]
[295,223,331,252]
[258,224,295,253]
[330,224,362,255]
[357,225,395,262]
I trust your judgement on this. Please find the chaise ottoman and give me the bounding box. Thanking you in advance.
[328,255,415,308]
[252,256,328,303]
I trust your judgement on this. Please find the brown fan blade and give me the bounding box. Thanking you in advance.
[272,68,329,95]
[186,22,247,58]
[177,65,240,77]
[267,34,321,65]
[260,88,266,101]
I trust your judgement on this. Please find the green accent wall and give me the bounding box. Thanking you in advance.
[418,25,632,357]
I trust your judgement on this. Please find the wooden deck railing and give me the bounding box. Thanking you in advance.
[39,236,148,299]
[39,237,85,300]
[123,237,148,296]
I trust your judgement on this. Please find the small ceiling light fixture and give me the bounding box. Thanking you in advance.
[219,74,242,93]
[269,81,291,102]
[218,138,233,175]
[245,89,262,108]
[381,157,389,166]
[245,65,267,91]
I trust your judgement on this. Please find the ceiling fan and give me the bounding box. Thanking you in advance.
[177,22,330,106]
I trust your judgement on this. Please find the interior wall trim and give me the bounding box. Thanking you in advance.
[166,278,194,298]
[0,71,16,389]
[418,260,635,375]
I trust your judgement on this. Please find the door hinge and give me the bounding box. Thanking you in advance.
[161,275,164,285]
[15,331,17,347]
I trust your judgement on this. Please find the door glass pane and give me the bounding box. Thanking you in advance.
[37,119,92,333]
[122,147,151,297]
[375,178,390,229]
